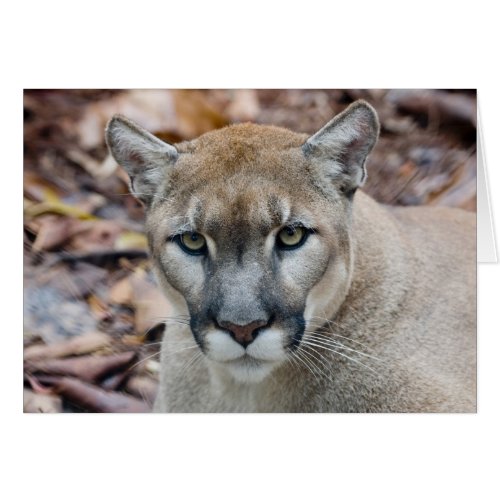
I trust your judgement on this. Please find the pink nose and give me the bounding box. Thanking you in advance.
[219,320,268,347]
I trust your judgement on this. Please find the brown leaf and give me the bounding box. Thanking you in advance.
[100,371,130,391]
[114,231,148,251]
[31,215,75,252]
[23,388,63,413]
[29,215,125,254]
[125,376,159,406]
[24,331,111,361]
[76,90,177,149]
[44,376,151,412]
[24,171,66,203]
[109,268,172,335]
[129,269,172,335]
[24,200,96,221]
[25,373,56,395]
[25,351,137,384]
[109,275,134,305]
[66,149,114,181]
[24,281,100,344]
[172,89,229,139]
[26,261,107,301]
[68,219,123,253]
[386,89,477,127]
[87,294,112,321]
[226,89,260,122]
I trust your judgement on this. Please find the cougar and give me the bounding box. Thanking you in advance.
[106,100,476,412]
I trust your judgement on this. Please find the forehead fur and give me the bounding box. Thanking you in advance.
[173,123,309,186]
[156,124,326,230]
[146,122,345,242]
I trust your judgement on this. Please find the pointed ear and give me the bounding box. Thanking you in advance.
[105,115,178,205]
[302,100,379,197]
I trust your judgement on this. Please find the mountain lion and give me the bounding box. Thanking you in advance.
[106,100,476,412]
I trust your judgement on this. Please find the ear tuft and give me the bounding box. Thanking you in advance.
[105,115,178,205]
[303,100,380,196]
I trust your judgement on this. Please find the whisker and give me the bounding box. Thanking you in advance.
[330,348,378,375]
[126,350,161,373]
[302,336,379,368]
[299,344,332,377]
[153,316,190,323]
[301,348,328,380]
[162,344,199,357]
[307,316,375,350]
[178,351,203,379]
[302,332,381,361]
[294,349,322,383]
[303,340,379,375]
[289,349,319,383]
[285,351,301,372]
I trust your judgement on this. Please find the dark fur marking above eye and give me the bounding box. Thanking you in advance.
[267,194,286,226]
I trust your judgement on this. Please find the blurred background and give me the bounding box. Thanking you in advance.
[23,89,477,412]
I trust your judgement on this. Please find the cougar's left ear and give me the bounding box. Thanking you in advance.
[105,115,179,205]
[302,100,379,197]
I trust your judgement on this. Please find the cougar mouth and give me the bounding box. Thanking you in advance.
[224,353,268,365]
[221,354,279,383]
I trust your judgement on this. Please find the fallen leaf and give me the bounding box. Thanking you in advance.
[31,215,75,252]
[28,216,122,254]
[87,293,112,321]
[109,276,134,305]
[109,268,171,336]
[24,200,97,220]
[38,376,151,412]
[114,231,148,251]
[100,371,130,391]
[24,285,99,344]
[68,219,123,253]
[172,89,229,139]
[25,351,137,384]
[76,89,177,149]
[23,388,63,413]
[144,360,160,376]
[125,376,159,406]
[24,331,111,361]
[24,171,66,203]
[24,262,107,344]
[386,89,477,127]
[121,334,145,346]
[226,89,260,122]
[66,149,114,181]
[129,269,171,335]
[25,373,56,395]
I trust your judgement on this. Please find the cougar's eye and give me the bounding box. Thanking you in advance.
[178,232,207,255]
[277,225,308,250]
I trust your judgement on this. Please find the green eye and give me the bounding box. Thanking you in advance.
[277,226,308,249]
[178,232,207,255]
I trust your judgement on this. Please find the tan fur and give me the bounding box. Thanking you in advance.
[106,101,476,413]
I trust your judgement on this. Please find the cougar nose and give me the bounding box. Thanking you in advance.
[219,320,268,347]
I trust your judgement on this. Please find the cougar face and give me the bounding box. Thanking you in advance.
[147,178,348,382]
[106,101,379,383]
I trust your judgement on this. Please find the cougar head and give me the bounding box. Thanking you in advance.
[106,100,379,383]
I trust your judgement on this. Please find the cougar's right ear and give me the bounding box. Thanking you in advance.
[105,115,178,205]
